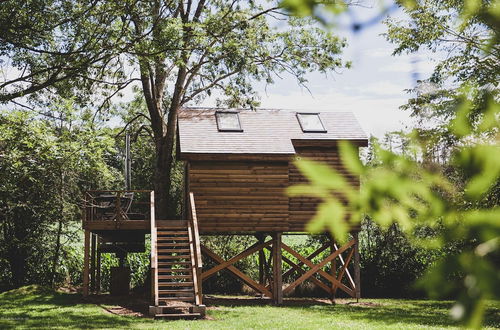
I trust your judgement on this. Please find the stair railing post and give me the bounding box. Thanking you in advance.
[150,190,158,306]
[189,192,203,305]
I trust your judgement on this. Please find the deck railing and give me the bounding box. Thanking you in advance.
[82,190,153,224]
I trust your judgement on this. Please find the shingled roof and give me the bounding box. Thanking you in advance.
[178,108,368,155]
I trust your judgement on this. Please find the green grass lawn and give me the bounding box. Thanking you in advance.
[0,286,499,329]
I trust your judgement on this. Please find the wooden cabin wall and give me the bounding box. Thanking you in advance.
[289,146,360,232]
[188,160,290,233]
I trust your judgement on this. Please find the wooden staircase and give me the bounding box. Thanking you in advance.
[149,193,205,319]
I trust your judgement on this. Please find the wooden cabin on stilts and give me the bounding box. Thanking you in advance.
[81,108,368,319]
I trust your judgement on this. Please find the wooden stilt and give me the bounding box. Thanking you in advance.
[257,234,265,286]
[353,232,361,301]
[272,233,283,305]
[90,233,97,293]
[330,237,336,303]
[96,249,101,294]
[83,230,90,297]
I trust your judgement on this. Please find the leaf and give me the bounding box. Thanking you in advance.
[293,158,348,190]
[339,140,365,175]
[306,199,348,242]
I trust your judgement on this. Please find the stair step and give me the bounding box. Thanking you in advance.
[159,297,195,302]
[157,236,189,241]
[155,313,201,318]
[158,254,191,260]
[157,243,190,247]
[158,261,191,266]
[158,268,192,273]
[157,249,190,253]
[157,231,188,235]
[158,275,192,280]
[158,282,194,287]
[159,292,195,297]
[159,288,194,293]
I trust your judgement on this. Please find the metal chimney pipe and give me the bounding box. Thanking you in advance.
[125,132,131,190]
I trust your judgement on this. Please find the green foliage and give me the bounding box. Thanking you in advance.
[0,109,121,290]
[289,92,499,328]
[285,0,499,327]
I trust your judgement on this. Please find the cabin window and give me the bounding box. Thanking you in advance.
[296,113,327,133]
[215,111,243,132]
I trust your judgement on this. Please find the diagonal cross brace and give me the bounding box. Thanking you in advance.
[281,243,330,279]
[333,247,355,295]
[282,239,356,297]
[334,243,356,289]
[201,240,272,280]
[201,244,273,298]
[273,247,332,295]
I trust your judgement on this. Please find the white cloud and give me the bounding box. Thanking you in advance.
[256,89,414,138]
[378,55,437,76]
[345,81,407,97]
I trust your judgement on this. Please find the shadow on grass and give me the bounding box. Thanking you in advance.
[0,286,143,329]
[206,296,500,329]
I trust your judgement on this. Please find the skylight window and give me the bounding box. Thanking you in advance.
[296,113,327,133]
[215,111,243,132]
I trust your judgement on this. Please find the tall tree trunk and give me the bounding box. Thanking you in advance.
[154,137,171,219]
[152,66,186,220]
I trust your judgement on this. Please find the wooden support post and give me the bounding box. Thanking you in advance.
[150,191,158,307]
[96,249,101,294]
[256,234,265,286]
[353,231,361,301]
[90,233,97,293]
[83,229,90,297]
[330,237,336,303]
[272,233,283,305]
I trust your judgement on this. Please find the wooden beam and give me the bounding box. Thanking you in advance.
[201,245,272,298]
[276,248,331,295]
[272,233,283,305]
[330,239,336,302]
[281,243,348,291]
[281,243,329,279]
[189,193,202,269]
[282,240,356,297]
[333,247,355,295]
[188,225,201,305]
[83,230,90,297]
[201,240,272,280]
[150,191,158,306]
[256,234,265,285]
[96,250,101,294]
[90,233,97,293]
[353,232,361,300]
[334,242,356,289]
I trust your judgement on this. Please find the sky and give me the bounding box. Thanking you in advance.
[210,1,437,138]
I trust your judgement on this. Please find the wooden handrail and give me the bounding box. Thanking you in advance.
[188,192,202,305]
[189,192,202,269]
[187,222,201,305]
[85,189,153,193]
[149,191,158,306]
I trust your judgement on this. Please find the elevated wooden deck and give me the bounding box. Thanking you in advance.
[82,190,153,234]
